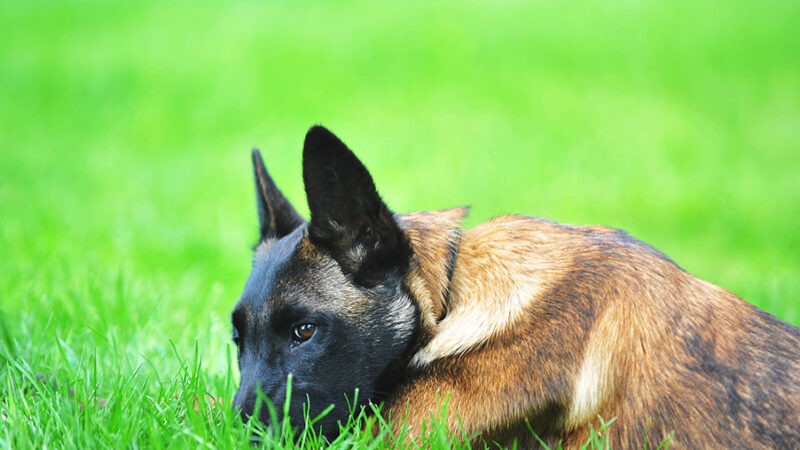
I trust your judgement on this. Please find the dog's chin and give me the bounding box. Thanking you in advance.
[258,398,350,441]
[311,413,345,441]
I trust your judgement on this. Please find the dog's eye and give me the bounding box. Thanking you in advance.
[232,327,240,345]
[292,323,316,343]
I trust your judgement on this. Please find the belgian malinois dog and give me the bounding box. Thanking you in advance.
[231,126,800,448]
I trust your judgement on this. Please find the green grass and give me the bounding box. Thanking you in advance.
[1,0,798,447]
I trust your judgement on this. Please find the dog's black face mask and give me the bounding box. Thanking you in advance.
[231,126,418,438]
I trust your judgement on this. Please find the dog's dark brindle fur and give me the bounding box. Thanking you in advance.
[231,126,800,448]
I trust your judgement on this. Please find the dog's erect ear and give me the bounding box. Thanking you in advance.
[302,126,411,286]
[252,149,305,240]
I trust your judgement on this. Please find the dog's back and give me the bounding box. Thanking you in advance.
[391,213,800,448]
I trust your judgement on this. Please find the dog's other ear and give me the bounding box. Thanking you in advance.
[252,149,305,240]
[302,126,411,286]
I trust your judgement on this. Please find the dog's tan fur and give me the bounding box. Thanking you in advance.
[389,210,800,448]
[397,207,468,340]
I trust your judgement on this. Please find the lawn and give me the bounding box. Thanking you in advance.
[1,0,798,447]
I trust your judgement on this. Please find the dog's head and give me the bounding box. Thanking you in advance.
[231,126,419,436]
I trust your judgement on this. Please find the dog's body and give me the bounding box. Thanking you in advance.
[392,209,800,448]
[231,126,800,448]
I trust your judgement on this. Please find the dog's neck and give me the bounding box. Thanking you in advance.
[397,207,469,341]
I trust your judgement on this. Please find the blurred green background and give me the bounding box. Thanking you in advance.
[0,0,798,440]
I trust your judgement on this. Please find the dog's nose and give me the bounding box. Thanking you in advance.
[234,380,276,427]
[233,387,250,421]
[233,385,256,421]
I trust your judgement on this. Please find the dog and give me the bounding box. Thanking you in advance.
[230,125,800,448]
